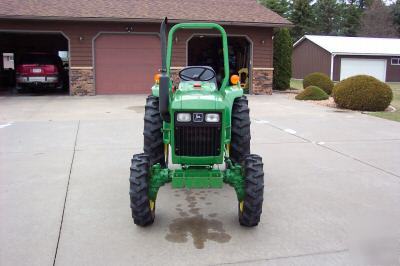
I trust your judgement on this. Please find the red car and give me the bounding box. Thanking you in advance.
[15,53,67,92]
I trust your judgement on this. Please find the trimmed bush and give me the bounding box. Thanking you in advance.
[303,72,334,94]
[295,86,329,101]
[273,28,293,90]
[333,75,393,111]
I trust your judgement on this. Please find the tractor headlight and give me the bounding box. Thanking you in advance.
[205,113,220,123]
[177,113,191,122]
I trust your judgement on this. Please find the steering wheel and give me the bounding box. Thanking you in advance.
[179,66,216,82]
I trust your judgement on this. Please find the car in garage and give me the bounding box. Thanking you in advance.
[15,52,67,92]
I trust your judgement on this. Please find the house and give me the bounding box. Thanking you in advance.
[292,35,400,82]
[0,0,291,95]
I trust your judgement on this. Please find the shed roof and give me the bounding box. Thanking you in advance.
[294,35,400,56]
[0,0,291,27]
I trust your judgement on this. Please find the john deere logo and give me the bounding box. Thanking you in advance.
[193,113,203,122]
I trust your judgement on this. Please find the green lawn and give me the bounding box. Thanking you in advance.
[290,79,303,90]
[368,83,400,122]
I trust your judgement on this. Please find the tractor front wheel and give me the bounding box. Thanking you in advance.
[239,154,264,227]
[144,95,165,167]
[230,96,251,164]
[129,153,155,226]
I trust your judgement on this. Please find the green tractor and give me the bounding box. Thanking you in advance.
[129,18,264,227]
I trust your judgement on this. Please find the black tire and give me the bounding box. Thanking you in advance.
[239,154,264,227]
[129,153,155,226]
[230,96,251,164]
[143,95,165,167]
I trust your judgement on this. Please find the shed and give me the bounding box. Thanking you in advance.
[292,35,400,82]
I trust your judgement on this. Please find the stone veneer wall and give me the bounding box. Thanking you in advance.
[252,68,273,95]
[70,68,95,96]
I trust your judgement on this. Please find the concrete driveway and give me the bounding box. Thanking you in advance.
[1,94,400,266]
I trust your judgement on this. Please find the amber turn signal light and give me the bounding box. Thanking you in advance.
[230,75,240,85]
[154,73,161,84]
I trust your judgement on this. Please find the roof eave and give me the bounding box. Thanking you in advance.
[0,15,292,28]
[332,52,400,56]
[293,36,333,54]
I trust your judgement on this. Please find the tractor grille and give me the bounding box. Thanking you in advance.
[174,114,221,157]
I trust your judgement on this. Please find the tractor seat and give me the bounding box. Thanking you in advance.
[178,66,217,87]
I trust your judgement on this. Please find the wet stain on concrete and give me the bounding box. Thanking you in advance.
[165,215,231,249]
[189,208,200,215]
[167,189,231,249]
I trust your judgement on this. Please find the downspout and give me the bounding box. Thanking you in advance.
[330,53,336,81]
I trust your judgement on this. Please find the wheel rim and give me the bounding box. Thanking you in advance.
[149,200,155,211]
[239,201,244,213]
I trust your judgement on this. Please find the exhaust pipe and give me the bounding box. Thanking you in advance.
[159,17,170,122]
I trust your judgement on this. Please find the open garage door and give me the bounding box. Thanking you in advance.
[94,34,160,94]
[0,32,69,95]
[188,36,251,93]
[340,58,387,81]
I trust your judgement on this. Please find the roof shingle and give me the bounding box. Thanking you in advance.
[0,0,291,26]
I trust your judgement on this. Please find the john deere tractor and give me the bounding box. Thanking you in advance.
[129,18,264,227]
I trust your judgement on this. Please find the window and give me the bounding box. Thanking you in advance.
[2,53,15,70]
[58,51,69,61]
[391,58,400,65]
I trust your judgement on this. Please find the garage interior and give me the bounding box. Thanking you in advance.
[188,36,251,92]
[0,32,69,95]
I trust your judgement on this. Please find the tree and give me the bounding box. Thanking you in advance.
[393,0,400,34]
[341,2,362,36]
[290,0,315,41]
[314,0,341,35]
[259,0,290,17]
[358,0,398,37]
[273,28,293,90]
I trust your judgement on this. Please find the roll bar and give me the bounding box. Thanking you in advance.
[166,23,230,90]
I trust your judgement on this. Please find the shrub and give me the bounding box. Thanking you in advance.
[295,86,329,101]
[303,72,334,94]
[273,28,293,90]
[332,75,393,111]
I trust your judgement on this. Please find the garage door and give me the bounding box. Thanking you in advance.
[340,58,387,81]
[95,34,160,94]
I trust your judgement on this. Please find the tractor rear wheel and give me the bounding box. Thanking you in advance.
[239,154,264,227]
[143,96,165,167]
[230,96,251,164]
[129,153,155,226]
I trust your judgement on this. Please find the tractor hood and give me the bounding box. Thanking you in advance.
[171,81,224,110]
